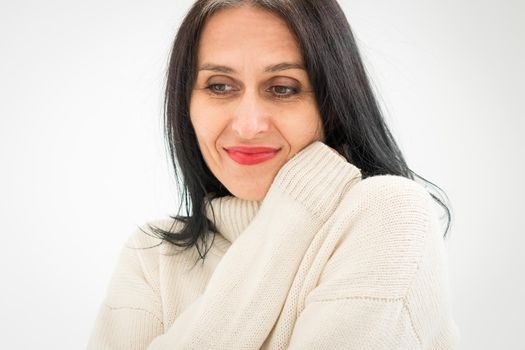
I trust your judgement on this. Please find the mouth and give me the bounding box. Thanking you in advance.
[223,146,280,166]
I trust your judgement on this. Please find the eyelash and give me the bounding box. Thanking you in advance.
[205,84,300,99]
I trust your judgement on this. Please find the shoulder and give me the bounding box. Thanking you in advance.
[347,174,433,210]
[117,217,186,277]
[316,175,438,300]
[338,174,436,232]
[339,173,436,246]
[101,218,180,310]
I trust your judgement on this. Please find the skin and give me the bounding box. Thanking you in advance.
[190,4,325,201]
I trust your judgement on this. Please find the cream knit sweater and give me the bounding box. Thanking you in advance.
[87,141,460,349]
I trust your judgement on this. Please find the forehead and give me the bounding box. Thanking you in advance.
[197,5,303,65]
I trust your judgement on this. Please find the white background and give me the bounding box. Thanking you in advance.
[1,0,523,349]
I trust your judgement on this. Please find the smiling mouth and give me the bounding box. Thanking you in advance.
[223,146,280,166]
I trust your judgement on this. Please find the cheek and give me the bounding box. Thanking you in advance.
[190,99,223,144]
[278,112,323,144]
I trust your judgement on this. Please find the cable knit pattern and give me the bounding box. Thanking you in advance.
[87,141,460,349]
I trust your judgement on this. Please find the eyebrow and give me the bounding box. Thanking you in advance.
[197,62,306,74]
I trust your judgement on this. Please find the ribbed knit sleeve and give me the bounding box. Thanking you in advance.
[269,141,362,222]
[87,225,165,350]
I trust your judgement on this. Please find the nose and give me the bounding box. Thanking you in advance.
[231,89,271,139]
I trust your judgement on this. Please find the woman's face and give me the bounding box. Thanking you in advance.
[190,5,325,201]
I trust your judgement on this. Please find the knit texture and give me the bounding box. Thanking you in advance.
[87,141,460,349]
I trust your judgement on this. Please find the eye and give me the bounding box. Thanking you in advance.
[268,85,299,99]
[204,83,300,99]
[206,83,235,95]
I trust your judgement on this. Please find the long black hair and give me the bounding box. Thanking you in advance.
[145,0,453,260]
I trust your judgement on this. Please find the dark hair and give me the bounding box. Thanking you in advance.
[145,0,453,261]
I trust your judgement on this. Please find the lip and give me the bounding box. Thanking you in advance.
[224,146,280,165]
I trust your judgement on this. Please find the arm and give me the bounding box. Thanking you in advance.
[147,141,362,349]
[287,176,460,349]
[87,225,165,350]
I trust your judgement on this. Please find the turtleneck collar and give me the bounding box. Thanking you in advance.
[204,195,262,243]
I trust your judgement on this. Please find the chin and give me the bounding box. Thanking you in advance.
[230,188,267,202]
[220,174,273,201]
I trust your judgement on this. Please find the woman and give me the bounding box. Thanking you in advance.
[88,0,460,349]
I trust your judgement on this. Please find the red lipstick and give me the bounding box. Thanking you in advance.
[224,146,280,165]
